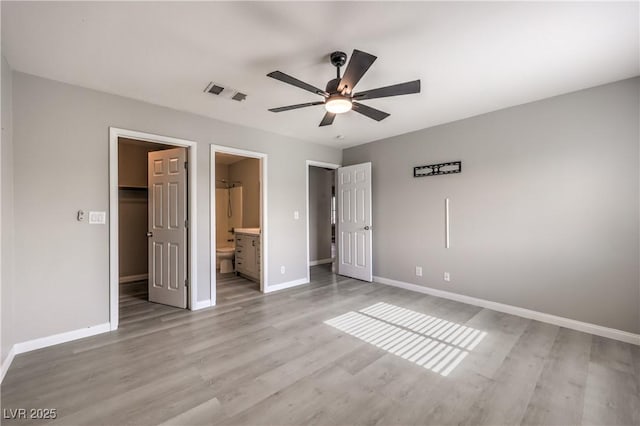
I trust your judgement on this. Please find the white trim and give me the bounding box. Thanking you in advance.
[445,197,450,249]
[306,160,343,169]
[309,258,333,266]
[192,299,213,311]
[264,277,309,293]
[306,160,341,284]
[0,19,4,383]
[374,276,640,346]
[210,145,268,304]
[14,323,111,355]
[109,128,198,331]
[1,345,16,383]
[118,273,148,284]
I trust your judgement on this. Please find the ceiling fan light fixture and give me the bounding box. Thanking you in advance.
[325,95,352,114]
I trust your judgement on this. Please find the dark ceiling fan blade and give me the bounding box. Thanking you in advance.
[353,80,421,100]
[319,111,336,127]
[352,102,390,122]
[267,71,328,97]
[268,101,324,113]
[338,50,377,94]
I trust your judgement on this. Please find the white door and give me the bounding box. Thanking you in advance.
[148,147,188,308]
[337,162,372,282]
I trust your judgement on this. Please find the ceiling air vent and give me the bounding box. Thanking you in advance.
[231,92,247,102]
[204,82,247,102]
[207,84,224,95]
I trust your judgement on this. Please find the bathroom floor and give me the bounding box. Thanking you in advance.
[216,271,261,304]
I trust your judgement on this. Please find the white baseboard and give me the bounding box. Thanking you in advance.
[119,273,148,284]
[265,277,309,293]
[374,276,640,346]
[13,323,112,355]
[192,299,213,311]
[309,258,334,266]
[1,345,16,383]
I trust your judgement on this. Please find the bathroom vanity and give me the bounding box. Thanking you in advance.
[235,228,261,282]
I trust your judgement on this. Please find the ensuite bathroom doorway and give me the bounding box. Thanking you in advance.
[213,150,264,304]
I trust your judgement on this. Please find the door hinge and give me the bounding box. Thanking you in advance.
[185,279,189,288]
[184,161,188,170]
[185,219,189,228]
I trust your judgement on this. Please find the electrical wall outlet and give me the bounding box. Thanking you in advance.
[444,272,450,282]
[280,265,285,274]
[415,266,423,277]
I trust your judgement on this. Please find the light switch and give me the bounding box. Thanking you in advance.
[294,210,299,220]
[89,211,106,224]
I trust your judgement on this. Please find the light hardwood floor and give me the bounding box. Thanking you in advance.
[2,265,639,425]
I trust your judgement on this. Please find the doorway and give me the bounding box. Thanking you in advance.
[109,128,198,331]
[210,145,267,306]
[117,138,176,314]
[118,138,191,315]
[306,161,340,281]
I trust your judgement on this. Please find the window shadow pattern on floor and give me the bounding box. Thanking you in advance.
[325,302,486,376]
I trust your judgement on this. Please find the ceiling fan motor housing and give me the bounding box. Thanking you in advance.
[325,78,341,94]
[330,51,347,68]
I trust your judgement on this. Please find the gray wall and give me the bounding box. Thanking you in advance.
[1,56,15,365]
[229,158,260,228]
[309,167,333,262]
[344,77,640,334]
[11,71,341,343]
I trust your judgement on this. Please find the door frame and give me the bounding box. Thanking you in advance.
[306,160,341,283]
[210,145,268,303]
[109,127,198,331]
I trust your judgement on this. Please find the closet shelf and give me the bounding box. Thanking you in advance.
[118,185,148,190]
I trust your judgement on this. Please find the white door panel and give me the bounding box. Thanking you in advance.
[148,147,187,308]
[341,231,352,265]
[337,162,372,282]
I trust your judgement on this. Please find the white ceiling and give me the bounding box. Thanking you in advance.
[2,2,638,148]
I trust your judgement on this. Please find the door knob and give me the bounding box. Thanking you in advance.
[146,231,153,237]
[364,226,370,231]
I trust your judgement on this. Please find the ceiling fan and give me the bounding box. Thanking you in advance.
[267,49,421,126]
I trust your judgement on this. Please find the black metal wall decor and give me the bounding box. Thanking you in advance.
[413,161,462,178]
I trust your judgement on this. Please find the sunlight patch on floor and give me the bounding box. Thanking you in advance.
[324,302,486,376]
